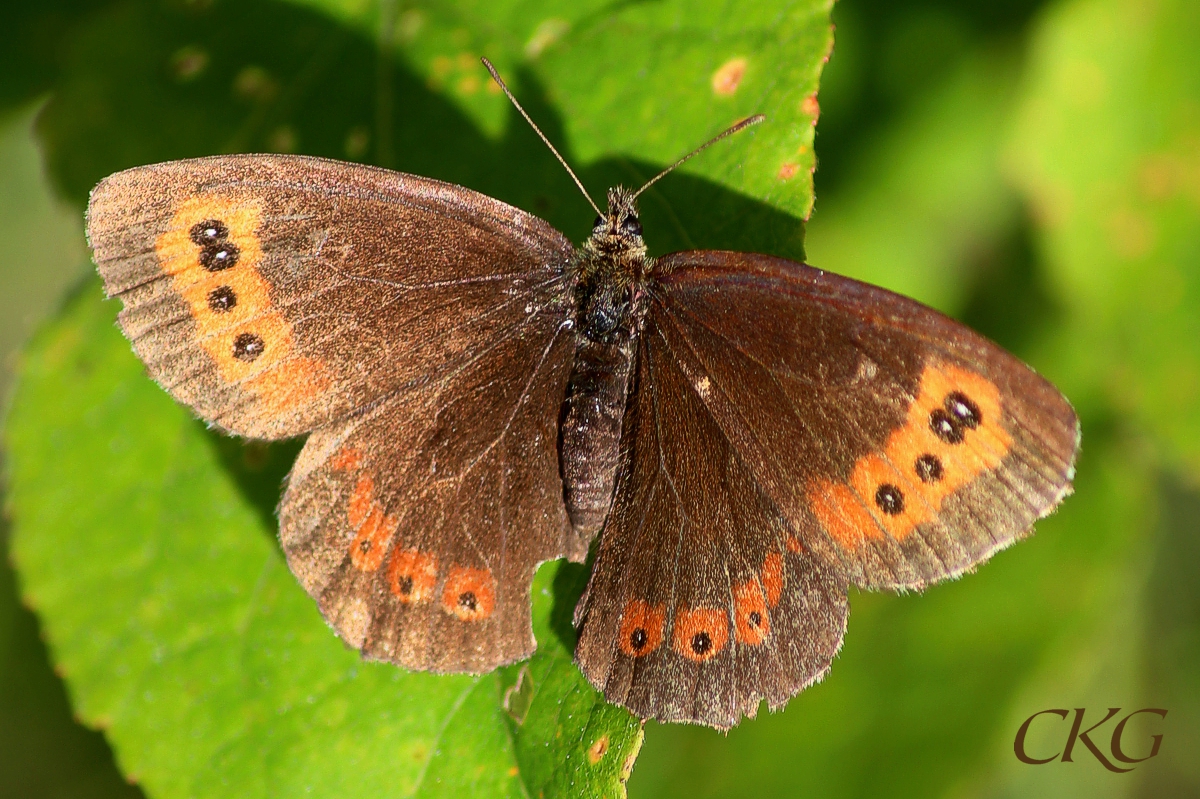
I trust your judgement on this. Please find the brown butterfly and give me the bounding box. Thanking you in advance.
[85,59,1078,730]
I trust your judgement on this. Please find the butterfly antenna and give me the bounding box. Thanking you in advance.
[482,57,603,217]
[631,114,766,200]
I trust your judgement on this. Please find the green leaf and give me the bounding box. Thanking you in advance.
[38,0,830,256]
[1007,3,1200,793]
[0,102,85,400]
[9,1,833,797]
[8,287,524,798]
[499,564,643,799]
[284,0,830,225]
[0,98,130,799]
[8,285,644,799]
[1006,0,1200,476]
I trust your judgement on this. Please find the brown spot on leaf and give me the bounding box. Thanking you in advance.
[588,735,609,764]
[711,58,748,96]
[801,93,820,120]
[457,74,479,95]
[1109,206,1156,260]
[525,18,570,58]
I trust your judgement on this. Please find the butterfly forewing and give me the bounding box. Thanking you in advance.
[647,251,1079,591]
[86,154,575,439]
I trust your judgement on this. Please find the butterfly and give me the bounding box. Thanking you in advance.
[85,59,1078,730]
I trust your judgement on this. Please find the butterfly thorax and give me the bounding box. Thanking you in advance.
[572,186,651,339]
[560,187,649,538]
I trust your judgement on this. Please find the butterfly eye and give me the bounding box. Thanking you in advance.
[592,215,605,229]
[621,216,643,237]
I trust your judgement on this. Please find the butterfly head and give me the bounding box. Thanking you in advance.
[588,186,645,253]
[580,186,649,286]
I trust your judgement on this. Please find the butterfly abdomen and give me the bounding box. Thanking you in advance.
[560,329,636,537]
[560,273,644,538]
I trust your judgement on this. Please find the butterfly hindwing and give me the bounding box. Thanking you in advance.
[646,251,1079,591]
[574,316,850,729]
[86,154,576,439]
[280,309,580,672]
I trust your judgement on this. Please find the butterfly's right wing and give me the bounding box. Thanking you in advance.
[637,251,1078,592]
[574,250,1077,728]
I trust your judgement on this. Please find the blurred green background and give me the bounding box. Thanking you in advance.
[1,0,1197,798]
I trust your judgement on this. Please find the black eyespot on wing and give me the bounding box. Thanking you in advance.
[945,391,982,429]
[915,453,944,483]
[691,631,712,656]
[232,332,264,361]
[875,483,905,515]
[458,591,478,611]
[199,241,240,271]
[189,219,229,245]
[929,408,965,444]
[207,285,237,312]
[630,628,648,651]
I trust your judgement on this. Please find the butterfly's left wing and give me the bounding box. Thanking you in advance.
[87,155,586,673]
[574,251,1078,728]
